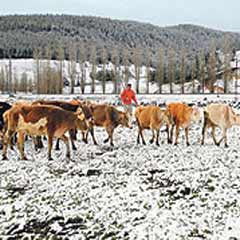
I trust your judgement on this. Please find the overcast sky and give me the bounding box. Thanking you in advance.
[1,0,239,32]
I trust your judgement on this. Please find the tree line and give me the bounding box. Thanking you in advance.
[0,38,236,94]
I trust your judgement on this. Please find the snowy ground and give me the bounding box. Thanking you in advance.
[1,94,240,239]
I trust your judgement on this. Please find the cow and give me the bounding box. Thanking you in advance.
[2,104,88,160]
[0,102,12,149]
[201,103,240,147]
[88,104,131,146]
[167,102,201,146]
[32,99,88,150]
[135,105,172,145]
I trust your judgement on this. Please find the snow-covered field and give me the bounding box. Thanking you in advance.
[1,94,240,239]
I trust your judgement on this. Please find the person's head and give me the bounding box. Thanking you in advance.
[127,83,132,90]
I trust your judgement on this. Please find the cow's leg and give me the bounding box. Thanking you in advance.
[211,126,219,146]
[47,134,54,161]
[185,127,190,146]
[81,130,88,144]
[137,128,141,144]
[223,128,228,148]
[170,124,175,144]
[139,128,146,145]
[55,138,60,151]
[166,124,172,144]
[105,126,115,146]
[2,130,15,160]
[17,131,27,160]
[60,134,71,158]
[156,129,160,146]
[89,127,98,145]
[201,115,208,145]
[174,124,180,145]
[149,129,155,144]
[69,130,77,150]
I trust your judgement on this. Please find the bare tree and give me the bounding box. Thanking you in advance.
[79,44,86,94]
[208,40,217,93]
[56,46,64,94]
[111,47,119,94]
[191,58,196,93]
[0,67,5,93]
[223,36,231,93]
[68,44,77,94]
[133,46,141,94]
[180,48,186,93]
[122,48,129,88]
[33,48,41,94]
[146,48,152,94]
[198,50,206,93]
[90,44,96,93]
[156,48,164,94]
[168,48,175,93]
[101,47,107,94]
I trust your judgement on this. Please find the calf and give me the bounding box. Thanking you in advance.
[167,102,201,145]
[201,103,240,147]
[32,100,86,150]
[135,105,172,145]
[2,105,88,160]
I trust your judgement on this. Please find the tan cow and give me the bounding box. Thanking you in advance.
[167,102,201,145]
[135,105,172,145]
[2,104,88,160]
[88,104,131,146]
[201,103,240,147]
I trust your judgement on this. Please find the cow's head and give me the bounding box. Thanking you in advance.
[75,107,88,131]
[119,111,132,129]
[191,106,201,123]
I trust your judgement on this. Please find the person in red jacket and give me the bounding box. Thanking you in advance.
[120,83,138,115]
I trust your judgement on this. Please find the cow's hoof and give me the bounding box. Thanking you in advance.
[22,156,28,161]
[103,139,109,144]
[143,142,146,145]
[156,143,160,146]
[72,146,77,151]
[174,143,178,146]
[48,157,54,161]
[2,156,8,160]
[225,144,229,148]
[186,143,190,147]
[110,143,114,147]
[149,139,154,144]
[216,142,220,147]
[55,147,60,151]
[168,140,172,144]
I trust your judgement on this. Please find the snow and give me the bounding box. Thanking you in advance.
[0,94,240,239]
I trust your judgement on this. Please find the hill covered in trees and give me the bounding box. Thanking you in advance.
[0,14,240,65]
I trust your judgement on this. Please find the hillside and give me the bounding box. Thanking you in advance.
[0,14,240,65]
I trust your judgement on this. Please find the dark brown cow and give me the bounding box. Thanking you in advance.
[88,104,131,146]
[2,105,88,160]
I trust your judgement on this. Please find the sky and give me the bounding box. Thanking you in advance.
[1,0,240,32]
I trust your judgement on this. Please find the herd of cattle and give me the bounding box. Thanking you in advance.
[0,99,240,160]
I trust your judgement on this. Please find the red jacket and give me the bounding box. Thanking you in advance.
[120,88,137,105]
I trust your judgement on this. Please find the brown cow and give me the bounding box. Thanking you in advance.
[135,105,172,145]
[167,102,201,145]
[88,104,131,146]
[201,103,240,147]
[32,99,88,150]
[2,104,88,160]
